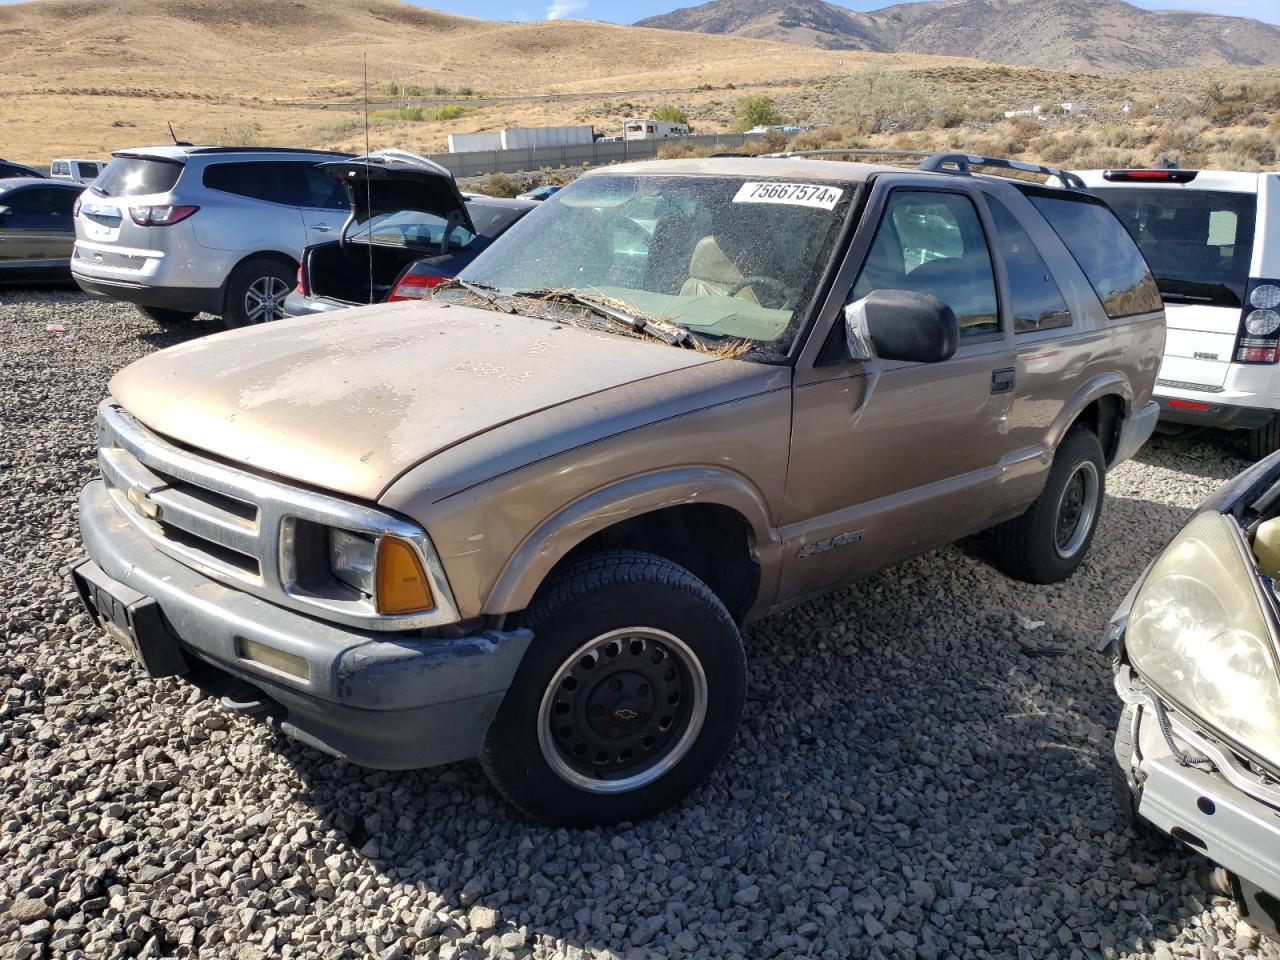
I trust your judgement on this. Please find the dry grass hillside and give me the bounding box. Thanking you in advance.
[0,0,976,162]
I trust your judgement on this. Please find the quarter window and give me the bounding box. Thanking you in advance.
[852,190,1000,339]
[1026,191,1162,319]
[203,162,303,206]
[987,197,1071,333]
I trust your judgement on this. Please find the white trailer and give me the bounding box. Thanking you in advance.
[500,126,595,149]
[447,131,503,154]
[623,119,690,142]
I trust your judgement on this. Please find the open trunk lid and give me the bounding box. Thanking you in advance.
[319,150,474,236]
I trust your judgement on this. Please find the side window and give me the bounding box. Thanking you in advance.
[987,197,1072,333]
[852,190,1000,339]
[1026,192,1162,319]
[47,190,77,217]
[5,188,58,215]
[203,162,301,206]
[51,161,70,177]
[301,166,347,210]
[77,162,101,178]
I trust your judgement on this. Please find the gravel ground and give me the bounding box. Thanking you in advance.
[3,290,1278,960]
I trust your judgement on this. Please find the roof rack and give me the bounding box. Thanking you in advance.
[764,148,1086,190]
[187,146,355,157]
[920,153,1086,189]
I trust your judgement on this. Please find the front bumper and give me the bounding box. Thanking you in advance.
[76,479,532,769]
[1113,668,1280,936]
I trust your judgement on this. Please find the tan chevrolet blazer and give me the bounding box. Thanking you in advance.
[73,154,1165,824]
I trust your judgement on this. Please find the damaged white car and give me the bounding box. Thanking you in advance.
[1107,454,1280,938]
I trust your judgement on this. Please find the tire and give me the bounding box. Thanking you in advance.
[993,426,1106,584]
[1247,415,1280,461]
[135,305,198,325]
[480,550,746,826]
[220,257,295,329]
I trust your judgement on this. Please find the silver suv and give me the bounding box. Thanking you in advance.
[71,146,351,327]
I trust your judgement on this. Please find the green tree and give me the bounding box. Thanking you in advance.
[651,104,691,132]
[734,95,783,132]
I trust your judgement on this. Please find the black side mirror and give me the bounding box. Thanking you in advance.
[844,289,959,364]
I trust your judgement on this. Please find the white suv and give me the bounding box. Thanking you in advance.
[1081,168,1280,457]
[72,146,351,327]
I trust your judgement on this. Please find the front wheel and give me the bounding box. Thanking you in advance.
[221,257,295,328]
[993,426,1105,584]
[480,551,746,825]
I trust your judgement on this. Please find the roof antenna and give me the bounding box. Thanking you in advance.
[167,121,192,147]
[364,53,374,306]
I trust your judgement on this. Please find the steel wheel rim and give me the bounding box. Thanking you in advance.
[536,627,708,794]
[244,275,290,324]
[1054,460,1100,559]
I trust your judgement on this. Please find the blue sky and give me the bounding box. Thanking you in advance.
[423,0,1280,26]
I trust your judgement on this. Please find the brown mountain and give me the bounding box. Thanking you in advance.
[635,0,1280,71]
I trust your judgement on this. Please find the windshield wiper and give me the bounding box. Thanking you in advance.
[441,278,517,314]
[511,289,692,347]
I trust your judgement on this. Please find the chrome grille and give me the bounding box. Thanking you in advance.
[96,400,459,630]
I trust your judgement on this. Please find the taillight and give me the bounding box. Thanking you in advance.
[1102,169,1199,184]
[388,272,448,302]
[128,204,199,226]
[1234,280,1280,363]
[296,261,308,297]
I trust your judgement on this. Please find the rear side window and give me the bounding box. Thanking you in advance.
[203,162,304,205]
[1026,192,1162,319]
[93,157,183,198]
[987,197,1071,333]
[77,162,101,178]
[1094,188,1256,308]
[0,163,33,178]
[51,161,70,176]
[852,190,1000,339]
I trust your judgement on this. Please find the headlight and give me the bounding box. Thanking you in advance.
[1127,511,1280,766]
[328,528,435,616]
[329,528,375,594]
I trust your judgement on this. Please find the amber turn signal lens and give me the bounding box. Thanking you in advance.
[375,537,435,615]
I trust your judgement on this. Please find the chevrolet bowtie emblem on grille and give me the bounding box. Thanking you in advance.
[613,707,639,721]
[126,486,163,521]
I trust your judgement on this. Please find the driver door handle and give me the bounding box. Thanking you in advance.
[312,224,332,233]
[991,367,1016,394]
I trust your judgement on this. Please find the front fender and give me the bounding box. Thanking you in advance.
[483,467,782,618]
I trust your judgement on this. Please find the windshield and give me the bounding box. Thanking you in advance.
[1096,187,1257,308]
[456,174,852,354]
[92,157,183,198]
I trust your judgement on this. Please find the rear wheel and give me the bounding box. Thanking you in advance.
[993,426,1105,584]
[1247,415,1280,460]
[135,305,197,325]
[480,550,746,825]
[221,257,295,328]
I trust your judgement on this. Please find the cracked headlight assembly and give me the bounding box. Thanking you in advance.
[1127,510,1280,767]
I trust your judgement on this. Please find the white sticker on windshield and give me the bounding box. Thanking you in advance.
[733,181,844,210]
